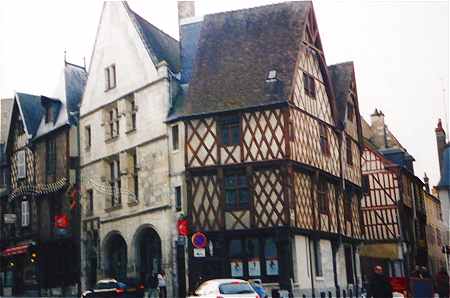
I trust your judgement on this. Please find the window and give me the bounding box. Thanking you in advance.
[46,139,56,175]
[362,175,370,195]
[313,239,322,277]
[172,125,179,151]
[125,96,137,132]
[220,115,240,146]
[86,189,94,216]
[130,152,138,201]
[346,136,353,165]
[16,150,26,179]
[109,110,114,138]
[319,123,330,155]
[347,102,354,122]
[175,186,182,211]
[110,160,121,207]
[85,126,92,149]
[45,105,53,123]
[303,72,316,98]
[106,106,119,139]
[344,193,352,221]
[105,64,116,91]
[224,174,250,210]
[21,199,30,227]
[317,179,328,214]
[114,107,120,136]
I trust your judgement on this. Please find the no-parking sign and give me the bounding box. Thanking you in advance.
[191,232,208,248]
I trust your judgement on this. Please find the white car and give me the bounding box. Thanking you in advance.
[189,279,260,298]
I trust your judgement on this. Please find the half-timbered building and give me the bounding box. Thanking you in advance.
[0,62,86,296]
[171,2,364,297]
[360,113,428,281]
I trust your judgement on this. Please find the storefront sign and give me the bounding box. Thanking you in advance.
[248,258,261,276]
[177,219,189,236]
[193,248,205,257]
[230,260,244,277]
[2,244,29,256]
[55,214,69,229]
[266,258,279,276]
[3,214,16,224]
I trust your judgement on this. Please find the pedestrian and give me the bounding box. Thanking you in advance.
[157,270,167,298]
[366,265,393,298]
[420,266,431,278]
[435,268,449,298]
[147,273,159,298]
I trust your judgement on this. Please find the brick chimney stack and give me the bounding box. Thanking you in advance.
[178,1,195,24]
[370,109,388,149]
[436,118,447,175]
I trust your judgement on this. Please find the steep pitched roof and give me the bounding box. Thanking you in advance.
[328,62,354,128]
[15,92,44,138]
[180,19,203,84]
[125,3,180,73]
[438,145,450,188]
[64,62,87,124]
[184,1,312,116]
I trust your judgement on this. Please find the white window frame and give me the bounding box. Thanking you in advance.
[21,199,30,227]
[16,150,26,179]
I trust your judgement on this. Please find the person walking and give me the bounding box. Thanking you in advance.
[366,265,393,298]
[435,268,450,298]
[157,271,167,298]
[147,273,159,298]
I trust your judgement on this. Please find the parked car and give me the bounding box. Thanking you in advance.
[81,278,145,298]
[248,279,267,298]
[189,279,260,298]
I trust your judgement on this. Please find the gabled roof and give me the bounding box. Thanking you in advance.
[184,1,312,116]
[328,62,354,128]
[180,18,203,84]
[438,145,450,188]
[65,62,87,124]
[125,3,180,73]
[15,92,44,138]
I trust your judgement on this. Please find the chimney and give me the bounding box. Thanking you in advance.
[436,118,447,175]
[178,1,195,24]
[423,172,430,193]
[370,109,388,149]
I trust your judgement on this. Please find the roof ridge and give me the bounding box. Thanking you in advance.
[205,1,311,18]
[65,61,87,71]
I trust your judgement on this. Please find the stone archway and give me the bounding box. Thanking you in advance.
[103,232,127,280]
[134,226,162,281]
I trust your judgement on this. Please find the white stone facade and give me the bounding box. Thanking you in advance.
[80,2,180,296]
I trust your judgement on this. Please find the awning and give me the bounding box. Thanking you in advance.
[2,244,29,257]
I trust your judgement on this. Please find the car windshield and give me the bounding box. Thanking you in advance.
[95,282,117,289]
[219,282,255,294]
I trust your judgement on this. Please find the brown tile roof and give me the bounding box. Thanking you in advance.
[184,1,312,116]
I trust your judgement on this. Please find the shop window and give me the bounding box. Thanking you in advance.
[264,238,279,276]
[224,174,250,210]
[229,239,244,277]
[246,238,261,277]
[313,240,322,277]
[220,115,240,146]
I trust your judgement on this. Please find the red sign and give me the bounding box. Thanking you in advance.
[2,244,29,257]
[389,277,408,293]
[177,219,189,236]
[192,232,208,249]
[55,214,69,229]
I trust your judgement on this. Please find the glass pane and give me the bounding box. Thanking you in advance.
[222,128,230,145]
[225,176,236,187]
[239,189,250,207]
[231,126,240,145]
[246,238,259,258]
[264,238,277,258]
[229,239,243,258]
[226,190,237,208]
[237,175,247,186]
[219,283,254,294]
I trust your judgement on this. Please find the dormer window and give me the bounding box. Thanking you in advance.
[105,64,116,91]
[45,105,53,123]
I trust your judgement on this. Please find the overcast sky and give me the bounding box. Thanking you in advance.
[0,0,448,186]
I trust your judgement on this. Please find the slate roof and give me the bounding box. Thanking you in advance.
[126,3,180,73]
[328,62,354,128]
[65,62,87,124]
[16,92,45,138]
[184,1,312,116]
[180,19,203,84]
[438,145,450,188]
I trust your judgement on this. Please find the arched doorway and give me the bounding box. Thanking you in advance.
[104,233,127,280]
[135,227,162,280]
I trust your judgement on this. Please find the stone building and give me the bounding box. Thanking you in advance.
[0,62,86,296]
[170,2,365,297]
[79,2,183,296]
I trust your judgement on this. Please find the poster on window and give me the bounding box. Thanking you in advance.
[248,258,261,276]
[266,257,279,276]
[230,260,244,277]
